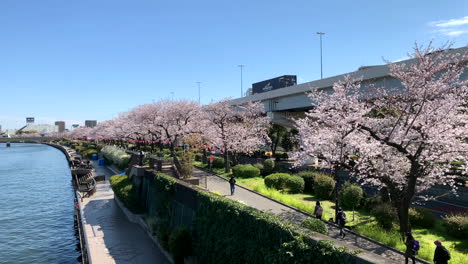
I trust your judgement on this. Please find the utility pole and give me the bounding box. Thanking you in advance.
[238,64,244,97]
[196,81,201,105]
[316,32,325,79]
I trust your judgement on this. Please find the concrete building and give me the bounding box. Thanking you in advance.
[85,120,97,128]
[55,121,65,133]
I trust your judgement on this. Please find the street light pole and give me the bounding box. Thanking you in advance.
[316,32,325,79]
[238,64,244,97]
[196,81,201,105]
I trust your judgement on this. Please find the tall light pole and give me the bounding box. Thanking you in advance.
[196,81,201,105]
[238,64,244,97]
[316,32,325,79]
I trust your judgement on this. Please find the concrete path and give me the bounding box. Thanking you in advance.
[78,161,169,264]
[193,168,426,264]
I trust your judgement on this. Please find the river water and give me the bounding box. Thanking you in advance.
[0,143,79,264]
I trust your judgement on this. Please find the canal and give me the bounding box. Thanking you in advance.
[0,143,79,263]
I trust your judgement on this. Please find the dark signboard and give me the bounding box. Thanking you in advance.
[26,117,35,123]
[252,75,297,94]
[72,124,79,129]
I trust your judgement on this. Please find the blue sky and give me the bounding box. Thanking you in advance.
[1,0,467,129]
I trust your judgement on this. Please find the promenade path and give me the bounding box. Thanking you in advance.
[192,168,427,264]
[78,161,169,264]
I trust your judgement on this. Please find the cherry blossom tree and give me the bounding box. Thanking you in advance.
[202,99,270,173]
[294,44,468,236]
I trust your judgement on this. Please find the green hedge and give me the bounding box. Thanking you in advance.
[109,174,143,214]
[295,170,318,193]
[82,149,98,159]
[313,175,335,200]
[232,164,261,178]
[195,191,356,264]
[211,157,225,168]
[169,226,192,264]
[264,173,305,194]
[263,159,275,175]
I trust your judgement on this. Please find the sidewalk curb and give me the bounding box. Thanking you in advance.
[194,165,431,264]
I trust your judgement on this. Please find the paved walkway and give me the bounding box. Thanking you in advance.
[193,168,425,264]
[78,160,169,264]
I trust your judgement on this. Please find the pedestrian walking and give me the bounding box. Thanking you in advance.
[336,207,346,238]
[229,176,236,196]
[433,240,451,264]
[405,232,419,264]
[314,201,323,219]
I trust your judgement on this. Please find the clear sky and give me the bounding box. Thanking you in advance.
[1,0,467,129]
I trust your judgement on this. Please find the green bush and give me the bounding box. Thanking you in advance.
[87,144,96,149]
[232,164,261,178]
[338,182,364,210]
[264,173,290,190]
[295,170,320,193]
[101,145,131,170]
[211,157,225,168]
[76,146,87,154]
[301,218,329,235]
[361,195,382,211]
[194,153,203,162]
[263,159,275,175]
[264,173,304,193]
[286,175,305,194]
[313,175,336,200]
[195,191,357,264]
[442,213,468,239]
[82,149,98,159]
[179,152,193,178]
[409,207,436,228]
[169,226,192,264]
[252,163,264,173]
[109,174,143,214]
[371,204,397,229]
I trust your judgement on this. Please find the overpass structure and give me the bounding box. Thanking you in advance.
[230,46,468,127]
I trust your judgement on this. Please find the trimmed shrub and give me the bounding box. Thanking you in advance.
[264,173,304,193]
[252,163,264,173]
[87,144,96,149]
[338,182,364,210]
[232,164,260,178]
[179,152,193,179]
[371,204,397,229]
[101,145,131,170]
[442,213,468,239]
[194,153,203,162]
[109,174,143,213]
[169,226,192,264]
[313,175,336,200]
[301,218,329,235]
[211,157,225,169]
[82,149,98,159]
[264,173,290,190]
[263,159,275,175]
[285,175,305,193]
[295,170,320,193]
[409,207,436,228]
[76,146,87,154]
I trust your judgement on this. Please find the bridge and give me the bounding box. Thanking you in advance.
[230,46,468,127]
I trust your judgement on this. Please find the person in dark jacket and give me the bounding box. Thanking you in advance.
[314,201,323,219]
[433,240,450,264]
[229,176,236,195]
[405,232,416,264]
[336,207,346,238]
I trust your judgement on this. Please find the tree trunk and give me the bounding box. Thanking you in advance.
[397,199,411,239]
[202,148,208,164]
[224,149,230,173]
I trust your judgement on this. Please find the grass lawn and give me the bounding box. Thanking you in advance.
[192,161,468,264]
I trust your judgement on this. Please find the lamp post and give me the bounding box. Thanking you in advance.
[196,81,201,104]
[316,32,325,79]
[238,64,244,97]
